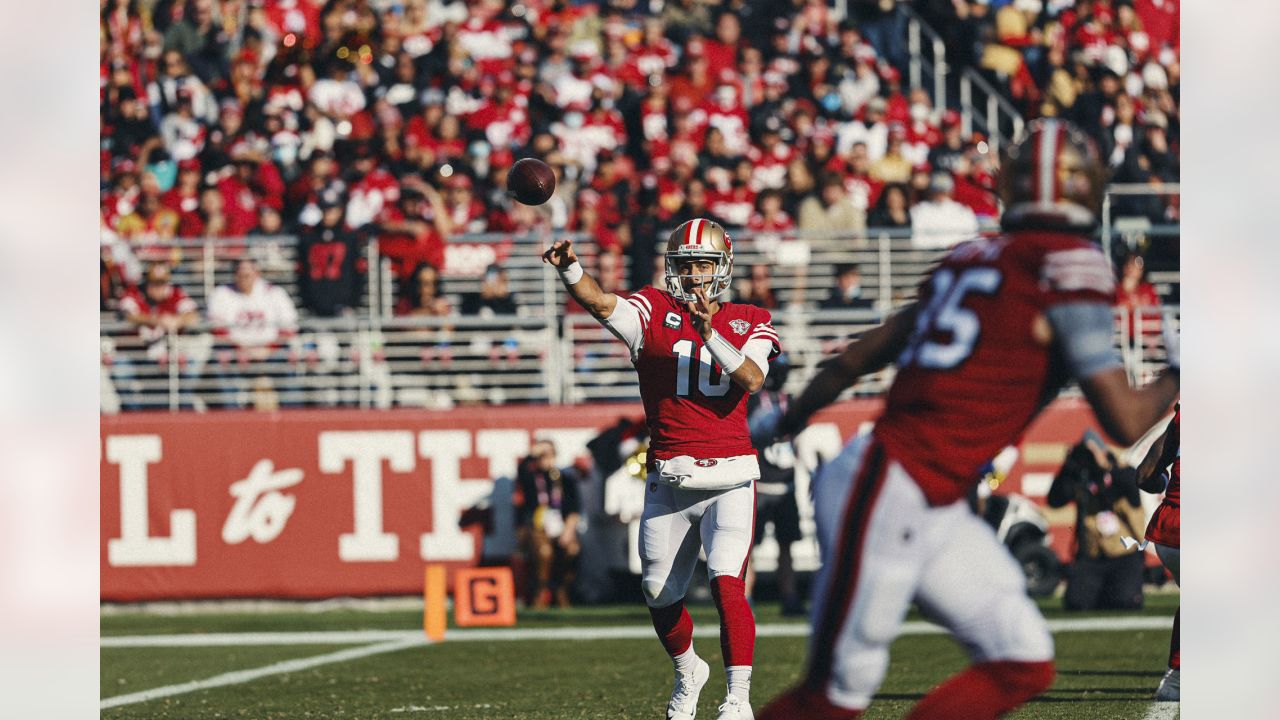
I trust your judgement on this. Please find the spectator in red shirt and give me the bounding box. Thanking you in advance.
[571,190,622,254]
[344,141,402,230]
[377,182,450,281]
[444,173,488,234]
[119,261,200,348]
[111,261,205,409]
[162,158,205,233]
[668,48,716,117]
[217,149,263,237]
[950,150,1001,222]
[702,11,744,80]
[1115,245,1163,348]
[747,189,797,235]
[1134,0,1179,52]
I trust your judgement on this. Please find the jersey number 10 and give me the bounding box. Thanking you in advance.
[899,266,1003,370]
[671,339,731,397]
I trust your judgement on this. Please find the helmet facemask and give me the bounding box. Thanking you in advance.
[665,251,732,302]
[663,219,734,302]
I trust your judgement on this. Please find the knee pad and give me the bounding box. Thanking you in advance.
[983,593,1053,662]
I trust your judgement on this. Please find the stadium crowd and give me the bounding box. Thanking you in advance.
[100,0,1180,316]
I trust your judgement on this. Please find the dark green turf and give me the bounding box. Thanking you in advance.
[102,644,361,699]
[101,607,1179,719]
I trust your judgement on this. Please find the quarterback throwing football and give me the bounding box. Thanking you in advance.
[753,119,1180,719]
[544,220,780,720]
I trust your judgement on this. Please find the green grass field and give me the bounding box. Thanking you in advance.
[102,594,1179,719]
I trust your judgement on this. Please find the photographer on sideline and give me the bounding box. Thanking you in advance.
[1048,430,1148,611]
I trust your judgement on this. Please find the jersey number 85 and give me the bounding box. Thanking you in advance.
[899,267,1003,370]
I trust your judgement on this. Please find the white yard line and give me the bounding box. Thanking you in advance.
[102,616,1174,710]
[102,616,1170,648]
[100,636,421,710]
[1142,701,1179,719]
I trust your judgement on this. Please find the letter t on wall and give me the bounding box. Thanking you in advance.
[320,431,415,562]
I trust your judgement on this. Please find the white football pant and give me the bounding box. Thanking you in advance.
[807,433,1054,710]
[639,475,755,608]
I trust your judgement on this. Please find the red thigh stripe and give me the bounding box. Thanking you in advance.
[806,440,889,691]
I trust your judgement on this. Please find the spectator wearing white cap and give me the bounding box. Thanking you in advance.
[909,172,979,250]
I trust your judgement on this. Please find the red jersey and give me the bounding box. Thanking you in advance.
[623,286,781,462]
[875,231,1117,505]
[1145,407,1180,548]
[119,285,198,343]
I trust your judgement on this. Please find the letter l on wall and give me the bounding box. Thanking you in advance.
[106,435,197,566]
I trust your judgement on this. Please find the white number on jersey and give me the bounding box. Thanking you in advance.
[899,267,1003,370]
[671,339,732,397]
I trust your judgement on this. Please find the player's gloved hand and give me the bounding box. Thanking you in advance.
[749,406,785,448]
[1162,309,1180,371]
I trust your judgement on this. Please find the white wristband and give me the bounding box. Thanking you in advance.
[705,330,746,374]
[558,261,584,285]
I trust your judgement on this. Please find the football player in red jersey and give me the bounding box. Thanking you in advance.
[544,219,781,720]
[752,119,1181,720]
[1138,403,1180,702]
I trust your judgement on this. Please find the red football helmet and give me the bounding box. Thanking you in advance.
[998,118,1106,233]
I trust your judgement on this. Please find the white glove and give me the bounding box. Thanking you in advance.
[749,406,785,448]
[1162,310,1180,371]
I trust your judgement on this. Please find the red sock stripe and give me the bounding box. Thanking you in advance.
[806,440,888,690]
[650,600,694,657]
[711,575,755,667]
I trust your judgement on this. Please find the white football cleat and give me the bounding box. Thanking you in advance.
[716,695,754,720]
[668,657,710,720]
[1155,667,1179,701]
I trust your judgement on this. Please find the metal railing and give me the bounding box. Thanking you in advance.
[101,226,1179,412]
[902,4,1027,154]
[957,69,1025,156]
[1101,183,1181,262]
[906,9,949,116]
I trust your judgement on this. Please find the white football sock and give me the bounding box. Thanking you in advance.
[726,665,752,702]
[673,646,700,675]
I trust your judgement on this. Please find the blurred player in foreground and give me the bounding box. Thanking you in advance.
[744,352,807,617]
[752,119,1181,719]
[1138,403,1180,701]
[544,220,780,720]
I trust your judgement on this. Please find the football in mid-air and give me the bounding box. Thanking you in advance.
[507,158,556,205]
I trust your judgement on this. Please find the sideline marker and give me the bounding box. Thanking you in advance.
[423,565,447,641]
[454,567,517,628]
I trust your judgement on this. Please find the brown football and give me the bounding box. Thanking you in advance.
[507,158,556,205]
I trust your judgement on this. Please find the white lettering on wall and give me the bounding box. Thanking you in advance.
[320,431,415,562]
[418,431,492,561]
[222,459,304,544]
[106,435,197,567]
[474,430,530,479]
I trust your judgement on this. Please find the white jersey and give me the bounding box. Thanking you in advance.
[208,279,299,348]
